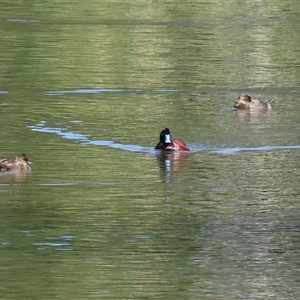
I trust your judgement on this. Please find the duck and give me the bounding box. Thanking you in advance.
[154,128,190,151]
[0,154,31,171]
[233,94,275,110]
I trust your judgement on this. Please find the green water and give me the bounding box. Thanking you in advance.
[1,1,300,299]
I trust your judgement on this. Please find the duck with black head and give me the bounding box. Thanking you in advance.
[0,154,31,171]
[154,128,190,151]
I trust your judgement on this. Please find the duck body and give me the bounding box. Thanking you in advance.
[154,128,190,151]
[0,154,31,171]
[234,94,275,110]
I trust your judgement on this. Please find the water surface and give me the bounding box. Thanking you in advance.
[1,1,300,299]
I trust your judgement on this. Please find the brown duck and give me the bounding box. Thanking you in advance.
[233,94,275,110]
[0,154,31,171]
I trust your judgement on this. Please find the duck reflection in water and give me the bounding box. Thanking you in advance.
[155,128,190,183]
[0,170,30,182]
[156,151,190,183]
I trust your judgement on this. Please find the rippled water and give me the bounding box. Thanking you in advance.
[1,1,300,299]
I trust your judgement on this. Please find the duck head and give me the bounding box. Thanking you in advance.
[159,128,172,144]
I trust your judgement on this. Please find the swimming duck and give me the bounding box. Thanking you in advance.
[234,94,275,110]
[0,154,31,171]
[154,128,190,151]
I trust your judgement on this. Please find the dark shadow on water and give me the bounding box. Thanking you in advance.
[28,120,300,155]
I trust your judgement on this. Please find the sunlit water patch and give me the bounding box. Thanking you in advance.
[7,19,40,24]
[44,88,128,96]
[0,231,76,251]
[36,181,129,186]
[20,231,77,251]
[43,88,182,96]
[212,145,300,154]
[33,238,74,251]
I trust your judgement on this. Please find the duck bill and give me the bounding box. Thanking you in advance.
[164,134,171,143]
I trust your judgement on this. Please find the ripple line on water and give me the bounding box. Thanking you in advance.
[43,88,182,96]
[211,145,300,154]
[28,121,300,154]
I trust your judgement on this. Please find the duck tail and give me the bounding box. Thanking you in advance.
[268,96,276,105]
